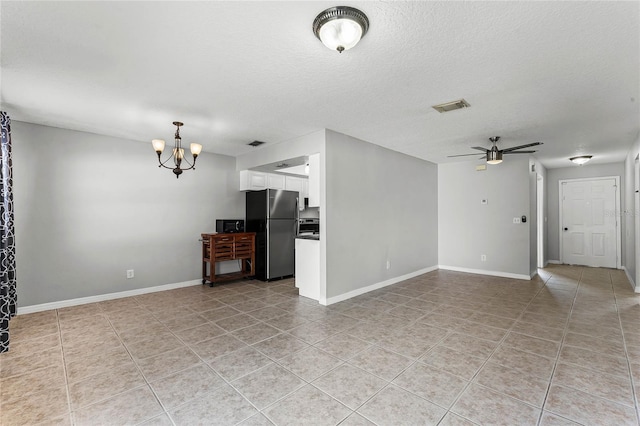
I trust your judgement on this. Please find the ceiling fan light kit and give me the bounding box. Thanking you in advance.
[487,149,503,165]
[570,155,593,165]
[313,6,369,53]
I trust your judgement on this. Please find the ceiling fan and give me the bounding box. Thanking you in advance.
[448,136,543,165]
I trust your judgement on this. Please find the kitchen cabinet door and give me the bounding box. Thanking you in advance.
[267,173,285,190]
[285,176,304,194]
[240,170,267,191]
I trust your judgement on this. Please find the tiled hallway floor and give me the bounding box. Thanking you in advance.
[2,265,640,425]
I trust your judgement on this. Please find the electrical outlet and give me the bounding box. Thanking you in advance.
[481,254,487,262]
[386,260,390,270]
[513,217,521,224]
[126,269,134,279]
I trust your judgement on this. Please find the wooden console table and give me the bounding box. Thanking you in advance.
[201,232,255,286]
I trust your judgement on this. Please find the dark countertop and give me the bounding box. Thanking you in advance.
[296,234,320,241]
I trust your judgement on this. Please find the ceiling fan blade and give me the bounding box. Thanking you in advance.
[501,142,543,152]
[471,146,489,152]
[503,150,537,154]
[448,153,486,157]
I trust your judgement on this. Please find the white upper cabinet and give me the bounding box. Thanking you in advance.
[308,153,320,207]
[267,173,285,190]
[240,169,310,198]
[239,170,267,191]
[285,176,304,194]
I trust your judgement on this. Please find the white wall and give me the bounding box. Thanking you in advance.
[546,162,625,262]
[324,130,438,300]
[438,157,532,278]
[623,134,640,289]
[12,122,244,307]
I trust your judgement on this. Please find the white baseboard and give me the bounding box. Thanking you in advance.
[17,279,201,315]
[622,266,638,292]
[321,265,439,306]
[438,265,531,281]
[547,260,562,264]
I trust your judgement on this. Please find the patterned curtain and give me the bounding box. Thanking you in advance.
[1,111,16,353]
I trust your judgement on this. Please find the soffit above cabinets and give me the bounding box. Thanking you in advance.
[251,156,309,177]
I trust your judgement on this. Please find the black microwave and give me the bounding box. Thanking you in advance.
[216,219,245,234]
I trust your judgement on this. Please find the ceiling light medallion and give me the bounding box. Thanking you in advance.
[570,155,592,165]
[313,6,369,53]
[152,121,202,178]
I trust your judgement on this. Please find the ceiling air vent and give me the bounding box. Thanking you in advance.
[248,140,266,147]
[432,99,470,113]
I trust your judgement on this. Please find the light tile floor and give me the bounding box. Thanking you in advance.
[1,265,640,425]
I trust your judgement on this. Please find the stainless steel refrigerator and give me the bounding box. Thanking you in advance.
[246,189,299,281]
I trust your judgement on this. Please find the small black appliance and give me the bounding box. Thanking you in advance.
[216,219,245,234]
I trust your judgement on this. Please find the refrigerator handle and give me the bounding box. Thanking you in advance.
[295,197,300,236]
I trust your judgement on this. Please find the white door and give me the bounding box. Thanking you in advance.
[561,179,617,267]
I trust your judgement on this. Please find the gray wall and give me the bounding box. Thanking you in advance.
[546,162,625,262]
[12,121,244,307]
[324,130,438,299]
[438,157,532,277]
[623,135,640,288]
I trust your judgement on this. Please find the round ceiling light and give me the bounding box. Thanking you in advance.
[313,6,369,53]
[570,155,592,165]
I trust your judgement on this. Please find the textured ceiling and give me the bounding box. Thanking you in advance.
[1,1,638,169]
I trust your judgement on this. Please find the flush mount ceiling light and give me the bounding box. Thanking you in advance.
[570,155,593,165]
[313,6,369,53]
[152,121,202,179]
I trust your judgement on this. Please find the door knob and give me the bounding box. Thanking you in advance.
[564,227,568,231]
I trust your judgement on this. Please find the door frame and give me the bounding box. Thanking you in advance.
[558,176,621,269]
[635,155,639,289]
[537,174,545,268]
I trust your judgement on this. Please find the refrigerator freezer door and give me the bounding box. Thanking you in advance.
[267,219,296,279]
[268,190,298,219]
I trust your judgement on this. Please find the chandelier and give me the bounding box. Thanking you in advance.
[152,121,202,178]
